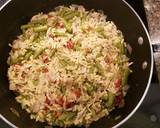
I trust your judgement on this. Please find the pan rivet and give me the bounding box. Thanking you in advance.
[150,115,157,122]
[138,36,143,45]
[142,61,148,70]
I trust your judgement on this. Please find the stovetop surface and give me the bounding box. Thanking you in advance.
[0,0,160,128]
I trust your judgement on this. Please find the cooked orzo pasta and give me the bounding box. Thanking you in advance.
[7,5,131,127]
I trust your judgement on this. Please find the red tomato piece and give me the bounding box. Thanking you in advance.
[42,54,49,63]
[115,91,124,107]
[44,106,49,111]
[66,40,74,49]
[74,89,81,98]
[43,57,49,63]
[55,111,61,118]
[65,101,74,108]
[43,67,49,73]
[114,78,121,89]
[45,96,52,106]
[49,34,57,40]
[57,22,64,28]
[56,96,64,106]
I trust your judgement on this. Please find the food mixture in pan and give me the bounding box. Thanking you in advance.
[7,5,131,127]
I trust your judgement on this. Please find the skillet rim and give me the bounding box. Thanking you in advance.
[0,0,153,128]
[113,1,153,128]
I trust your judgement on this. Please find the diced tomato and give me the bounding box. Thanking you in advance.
[43,57,49,63]
[51,80,57,84]
[55,111,61,118]
[114,78,121,89]
[14,64,22,70]
[49,34,57,40]
[21,71,26,78]
[104,55,112,64]
[65,101,74,108]
[115,94,124,108]
[43,67,49,73]
[56,22,64,28]
[66,40,74,49]
[56,96,64,106]
[85,48,92,53]
[45,96,52,106]
[44,106,49,111]
[49,34,53,38]
[42,54,49,63]
[73,89,81,98]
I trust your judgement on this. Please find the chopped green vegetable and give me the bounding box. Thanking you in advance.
[114,38,124,54]
[53,31,66,36]
[59,59,68,67]
[24,50,34,60]
[30,18,47,25]
[61,18,72,33]
[9,49,35,65]
[10,56,23,65]
[16,56,24,62]
[121,68,130,86]
[58,55,74,66]
[52,18,58,27]
[32,37,41,44]
[59,112,76,121]
[30,33,39,43]
[96,48,103,58]
[59,121,65,127]
[81,12,87,23]
[7,57,11,65]
[96,26,106,38]
[33,48,46,59]
[102,93,108,101]
[77,122,83,127]
[85,83,94,94]
[52,121,58,126]
[89,65,95,74]
[95,61,105,76]
[91,109,96,116]
[64,22,72,33]
[59,7,70,16]
[96,26,104,32]
[21,24,33,30]
[63,10,73,17]
[73,41,81,51]
[21,19,47,31]
[49,48,57,58]
[59,7,80,21]
[33,25,48,32]
[60,86,66,93]
[106,92,115,107]
[63,11,80,21]
[32,80,38,86]
[38,31,46,39]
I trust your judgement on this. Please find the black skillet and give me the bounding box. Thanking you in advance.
[0,0,153,128]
